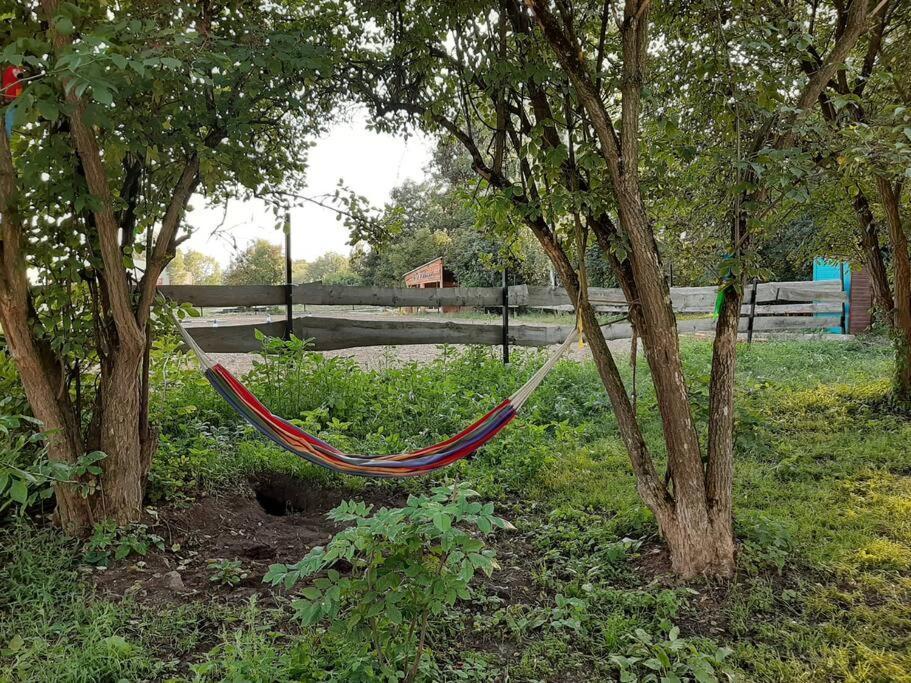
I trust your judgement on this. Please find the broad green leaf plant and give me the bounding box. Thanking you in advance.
[265,484,509,681]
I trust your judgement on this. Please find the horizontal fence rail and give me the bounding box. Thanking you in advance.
[160,280,846,311]
[182,314,833,354]
[159,284,505,308]
[159,279,846,353]
[510,280,847,310]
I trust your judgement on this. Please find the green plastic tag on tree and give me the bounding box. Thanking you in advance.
[713,287,726,318]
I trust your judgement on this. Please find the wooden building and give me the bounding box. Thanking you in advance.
[403,257,460,313]
[848,266,873,334]
[812,258,873,334]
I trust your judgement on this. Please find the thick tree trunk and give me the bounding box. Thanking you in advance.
[854,191,895,322]
[538,206,735,577]
[83,348,147,526]
[876,177,911,403]
[654,505,737,577]
[525,0,735,577]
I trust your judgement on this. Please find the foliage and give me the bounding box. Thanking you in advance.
[0,409,106,515]
[82,520,165,568]
[735,512,795,575]
[351,154,551,288]
[0,350,29,419]
[610,627,733,683]
[264,485,506,679]
[0,523,173,681]
[224,239,285,287]
[293,251,360,285]
[208,559,249,587]
[0,0,345,527]
[2,339,911,680]
[165,249,223,286]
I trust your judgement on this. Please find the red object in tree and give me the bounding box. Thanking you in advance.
[2,66,23,101]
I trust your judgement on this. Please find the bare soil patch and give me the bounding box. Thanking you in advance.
[91,474,405,607]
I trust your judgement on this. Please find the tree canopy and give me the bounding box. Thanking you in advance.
[224,239,284,286]
[165,249,222,285]
[0,0,343,533]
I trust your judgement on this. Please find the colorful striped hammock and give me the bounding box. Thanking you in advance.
[175,321,577,478]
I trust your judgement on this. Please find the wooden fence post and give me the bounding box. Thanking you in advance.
[284,213,293,341]
[502,268,509,364]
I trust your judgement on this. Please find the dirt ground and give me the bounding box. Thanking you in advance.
[90,473,407,606]
[89,473,547,611]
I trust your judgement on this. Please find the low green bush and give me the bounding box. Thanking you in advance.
[265,484,507,681]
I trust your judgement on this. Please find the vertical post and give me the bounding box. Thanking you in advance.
[839,262,847,334]
[501,267,509,364]
[746,277,758,344]
[668,259,674,288]
[284,213,293,341]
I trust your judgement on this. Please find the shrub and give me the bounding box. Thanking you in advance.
[265,484,508,681]
[0,412,105,516]
[82,521,165,568]
[208,559,249,587]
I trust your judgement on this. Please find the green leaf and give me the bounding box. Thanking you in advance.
[93,87,113,106]
[9,479,28,505]
[432,511,451,532]
[385,603,402,624]
[55,16,74,36]
[36,99,59,122]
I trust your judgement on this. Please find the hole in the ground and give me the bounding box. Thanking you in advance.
[250,472,348,516]
[249,472,409,518]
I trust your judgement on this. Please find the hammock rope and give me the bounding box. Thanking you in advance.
[174,319,578,478]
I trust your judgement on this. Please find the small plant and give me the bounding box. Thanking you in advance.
[264,484,508,682]
[736,512,795,574]
[610,626,733,683]
[0,410,105,514]
[83,521,165,567]
[208,559,249,587]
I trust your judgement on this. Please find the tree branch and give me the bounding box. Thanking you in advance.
[41,0,144,352]
[136,155,201,327]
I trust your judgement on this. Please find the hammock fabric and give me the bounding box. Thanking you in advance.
[175,320,577,478]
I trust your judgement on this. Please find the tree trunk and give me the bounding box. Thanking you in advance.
[0,291,150,534]
[876,177,911,403]
[854,190,895,322]
[524,0,735,577]
[97,347,147,522]
[654,505,737,577]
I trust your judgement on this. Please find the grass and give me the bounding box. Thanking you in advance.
[1,336,910,681]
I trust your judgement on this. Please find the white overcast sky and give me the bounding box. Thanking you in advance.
[182,112,434,265]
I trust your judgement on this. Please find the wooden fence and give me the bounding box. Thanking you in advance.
[159,280,847,354]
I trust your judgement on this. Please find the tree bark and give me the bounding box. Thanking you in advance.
[854,190,895,321]
[0,125,94,533]
[876,177,911,402]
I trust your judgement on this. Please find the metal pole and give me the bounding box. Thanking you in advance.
[501,267,509,364]
[284,213,293,341]
[746,277,758,344]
